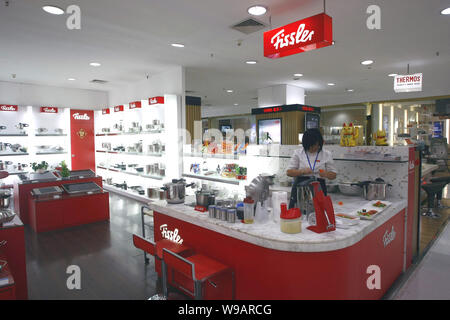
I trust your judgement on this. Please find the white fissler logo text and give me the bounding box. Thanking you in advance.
[383,226,396,248]
[0,105,16,111]
[150,98,157,104]
[271,24,315,50]
[160,224,183,244]
[43,107,57,113]
[72,113,90,120]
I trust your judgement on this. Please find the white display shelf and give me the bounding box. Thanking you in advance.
[35,134,67,137]
[96,150,164,157]
[183,153,240,160]
[0,153,29,157]
[97,166,164,180]
[95,130,164,136]
[0,134,28,137]
[103,184,152,203]
[36,151,67,155]
[182,173,243,185]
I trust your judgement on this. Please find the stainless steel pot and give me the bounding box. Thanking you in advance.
[195,191,216,208]
[0,191,11,209]
[147,187,159,199]
[352,178,392,200]
[161,179,195,204]
[338,182,363,196]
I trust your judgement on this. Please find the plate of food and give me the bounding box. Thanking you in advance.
[357,209,379,220]
[335,213,360,226]
[372,201,387,208]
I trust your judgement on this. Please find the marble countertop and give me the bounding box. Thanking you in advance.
[148,194,406,253]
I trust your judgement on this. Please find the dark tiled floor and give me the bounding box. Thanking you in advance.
[25,193,159,300]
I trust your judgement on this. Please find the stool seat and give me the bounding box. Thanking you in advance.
[186,254,229,281]
[421,182,447,194]
[156,239,191,259]
[430,176,450,184]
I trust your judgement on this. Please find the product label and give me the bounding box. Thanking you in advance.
[72,112,91,120]
[160,224,184,244]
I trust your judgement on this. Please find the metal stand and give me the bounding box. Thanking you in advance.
[141,206,154,265]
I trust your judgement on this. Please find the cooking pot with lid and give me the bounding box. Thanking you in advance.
[351,178,392,200]
[0,191,11,209]
[161,179,195,204]
[195,190,216,208]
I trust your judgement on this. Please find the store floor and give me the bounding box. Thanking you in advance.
[24,193,159,300]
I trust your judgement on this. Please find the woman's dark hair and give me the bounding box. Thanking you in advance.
[302,128,324,152]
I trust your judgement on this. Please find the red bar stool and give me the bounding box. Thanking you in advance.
[162,248,235,300]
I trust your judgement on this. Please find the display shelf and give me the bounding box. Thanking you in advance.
[0,134,28,137]
[96,166,164,180]
[251,154,291,159]
[0,153,29,157]
[184,153,240,160]
[95,130,164,137]
[333,158,407,163]
[103,184,151,203]
[35,134,67,137]
[36,152,68,155]
[96,150,164,157]
[182,173,242,185]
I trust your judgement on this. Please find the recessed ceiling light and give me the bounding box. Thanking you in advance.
[226,90,234,93]
[42,6,65,15]
[246,60,258,64]
[67,78,76,81]
[294,73,303,77]
[361,60,374,65]
[89,62,101,67]
[441,7,450,15]
[346,89,354,92]
[248,5,267,16]
[388,73,398,77]
[234,103,239,106]
[327,83,335,86]
[171,43,185,48]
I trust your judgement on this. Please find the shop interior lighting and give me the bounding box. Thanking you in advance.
[361,60,374,65]
[327,83,335,86]
[42,6,65,15]
[171,43,185,48]
[390,106,394,145]
[404,109,408,130]
[89,62,101,67]
[247,5,267,16]
[346,89,354,92]
[446,119,450,144]
[226,90,234,93]
[234,103,239,106]
[388,73,398,77]
[67,78,76,81]
[441,8,450,15]
[379,104,383,130]
[294,74,303,77]
[246,60,258,64]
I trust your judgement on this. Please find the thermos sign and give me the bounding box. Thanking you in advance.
[160,224,184,244]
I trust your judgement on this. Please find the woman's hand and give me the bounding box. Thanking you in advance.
[319,170,337,180]
[286,168,313,177]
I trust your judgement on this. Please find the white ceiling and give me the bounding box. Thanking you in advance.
[1,0,449,109]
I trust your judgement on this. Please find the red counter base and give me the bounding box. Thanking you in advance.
[29,192,110,233]
[153,210,405,300]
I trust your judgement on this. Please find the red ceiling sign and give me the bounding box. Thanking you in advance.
[0,105,18,112]
[102,108,110,115]
[40,107,58,113]
[263,13,333,59]
[129,101,142,109]
[149,96,164,105]
[114,105,124,112]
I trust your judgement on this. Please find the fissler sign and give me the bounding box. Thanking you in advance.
[159,224,184,244]
[0,105,18,112]
[72,113,91,120]
[40,107,58,113]
[149,96,164,105]
[264,13,333,59]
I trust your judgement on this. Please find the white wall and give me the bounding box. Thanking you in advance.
[0,81,108,109]
[202,105,253,118]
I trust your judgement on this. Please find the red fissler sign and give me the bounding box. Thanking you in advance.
[0,105,18,112]
[102,108,110,115]
[40,107,58,113]
[264,13,333,59]
[114,105,124,112]
[149,96,164,105]
[129,101,142,109]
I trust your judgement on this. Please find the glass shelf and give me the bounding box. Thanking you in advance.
[182,173,243,185]
[95,130,164,136]
[0,153,29,157]
[0,134,28,137]
[333,158,407,163]
[96,150,164,157]
[36,152,68,155]
[96,166,164,180]
[183,153,240,160]
[35,134,67,137]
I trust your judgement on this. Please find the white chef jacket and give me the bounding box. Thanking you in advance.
[287,147,337,179]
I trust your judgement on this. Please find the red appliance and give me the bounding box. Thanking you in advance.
[307,181,336,233]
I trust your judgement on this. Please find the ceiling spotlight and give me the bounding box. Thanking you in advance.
[67,78,76,81]
[171,43,185,48]
[361,60,374,65]
[89,62,101,67]
[388,73,398,77]
[226,90,234,93]
[441,7,450,15]
[248,5,267,16]
[327,83,335,86]
[246,60,258,64]
[42,5,65,15]
[234,103,239,106]
[294,73,303,77]
[346,89,354,92]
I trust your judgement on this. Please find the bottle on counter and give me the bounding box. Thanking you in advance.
[280,203,302,234]
[243,197,255,224]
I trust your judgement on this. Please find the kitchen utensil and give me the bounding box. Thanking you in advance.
[219,207,228,221]
[161,179,196,204]
[338,182,363,196]
[15,123,29,130]
[272,191,288,223]
[37,128,48,133]
[351,178,392,200]
[0,209,15,225]
[54,128,64,134]
[307,182,336,234]
[227,208,236,223]
[208,205,216,219]
[254,202,269,224]
[195,191,215,208]
[245,174,275,204]
[280,204,302,234]
[0,191,12,209]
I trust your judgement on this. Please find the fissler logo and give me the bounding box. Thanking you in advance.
[72,113,90,120]
[0,105,18,111]
[271,24,315,50]
[42,107,57,113]
[383,226,396,248]
[160,224,184,244]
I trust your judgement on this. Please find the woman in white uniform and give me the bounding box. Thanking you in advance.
[286,128,337,180]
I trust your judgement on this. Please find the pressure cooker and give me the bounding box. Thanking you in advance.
[351,178,392,200]
[161,179,195,204]
[0,190,11,209]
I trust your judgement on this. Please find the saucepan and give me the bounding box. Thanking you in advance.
[338,182,363,196]
[351,178,392,200]
[0,191,11,209]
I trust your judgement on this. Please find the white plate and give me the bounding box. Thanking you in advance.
[335,213,360,226]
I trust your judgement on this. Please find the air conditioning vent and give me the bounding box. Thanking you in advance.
[231,18,267,35]
[90,79,108,84]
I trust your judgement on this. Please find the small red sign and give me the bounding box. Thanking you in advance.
[40,107,58,113]
[263,107,283,113]
[0,105,18,112]
[129,101,142,109]
[149,96,164,105]
[102,108,110,115]
[264,13,333,59]
[114,105,124,112]
[302,106,315,112]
